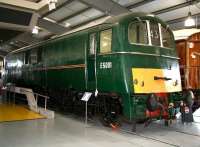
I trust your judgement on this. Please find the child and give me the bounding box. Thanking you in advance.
[180,100,193,124]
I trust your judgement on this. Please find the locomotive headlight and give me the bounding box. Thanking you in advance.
[133,79,144,87]
[133,79,138,85]
[141,81,144,87]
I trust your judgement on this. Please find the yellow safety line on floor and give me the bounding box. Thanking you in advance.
[0,104,45,122]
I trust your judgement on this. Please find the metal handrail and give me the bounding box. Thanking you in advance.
[34,92,49,111]
[4,85,50,111]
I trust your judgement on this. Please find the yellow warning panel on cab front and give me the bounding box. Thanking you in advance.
[132,68,182,93]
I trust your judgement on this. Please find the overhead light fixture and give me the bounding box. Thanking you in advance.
[185,12,195,27]
[64,22,71,27]
[47,0,58,11]
[32,26,39,34]
[43,17,57,23]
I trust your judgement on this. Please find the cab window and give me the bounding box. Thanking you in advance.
[100,29,112,53]
[128,21,148,44]
[161,26,174,48]
[150,22,160,46]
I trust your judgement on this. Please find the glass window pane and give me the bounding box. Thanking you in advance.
[161,26,174,48]
[128,21,148,44]
[150,22,160,46]
[89,33,96,55]
[100,29,112,53]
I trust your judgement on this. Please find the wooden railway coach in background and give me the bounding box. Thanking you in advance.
[3,13,182,125]
[176,32,200,111]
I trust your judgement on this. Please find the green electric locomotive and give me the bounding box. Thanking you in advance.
[4,12,182,124]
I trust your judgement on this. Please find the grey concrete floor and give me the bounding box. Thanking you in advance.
[0,113,200,147]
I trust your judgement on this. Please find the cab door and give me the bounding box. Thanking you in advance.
[87,33,98,90]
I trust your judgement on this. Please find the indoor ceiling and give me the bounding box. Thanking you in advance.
[0,0,199,57]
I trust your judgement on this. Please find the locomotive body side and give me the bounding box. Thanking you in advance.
[5,32,88,91]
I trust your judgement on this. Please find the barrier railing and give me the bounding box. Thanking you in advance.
[2,83,54,118]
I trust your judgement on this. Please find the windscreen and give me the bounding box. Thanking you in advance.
[150,21,160,46]
[128,21,148,45]
[128,19,174,49]
[161,26,174,49]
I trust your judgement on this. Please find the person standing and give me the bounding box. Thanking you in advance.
[180,90,194,123]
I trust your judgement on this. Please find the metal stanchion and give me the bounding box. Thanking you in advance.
[81,92,92,127]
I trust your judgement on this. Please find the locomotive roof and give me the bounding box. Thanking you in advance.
[104,12,167,27]
[104,12,151,23]
[9,12,168,55]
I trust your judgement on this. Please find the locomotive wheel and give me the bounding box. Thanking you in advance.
[100,112,121,128]
[99,96,122,128]
[146,94,159,111]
